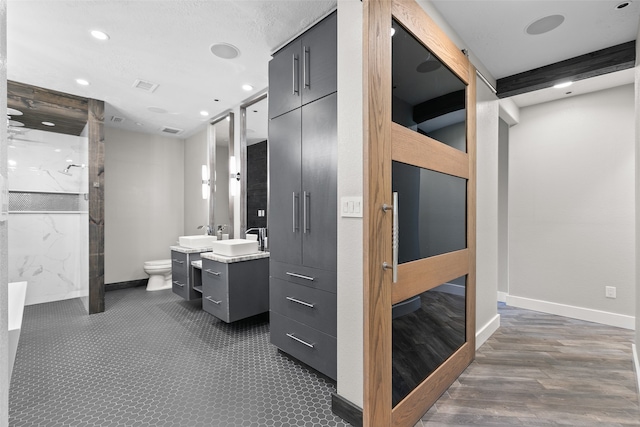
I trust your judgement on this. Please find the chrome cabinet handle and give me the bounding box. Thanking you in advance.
[205,269,221,276]
[205,296,221,305]
[292,54,299,95]
[286,333,314,348]
[293,192,299,232]
[303,46,310,88]
[303,191,310,233]
[285,272,315,281]
[172,281,184,287]
[286,296,315,308]
[172,259,184,264]
[392,192,398,283]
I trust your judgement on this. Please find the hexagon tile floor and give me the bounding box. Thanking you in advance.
[9,287,351,427]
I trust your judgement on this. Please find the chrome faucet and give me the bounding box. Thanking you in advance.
[246,227,267,251]
[197,224,213,235]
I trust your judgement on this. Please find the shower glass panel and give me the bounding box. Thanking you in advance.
[392,276,467,407]
[391,19,467,152]
[392,161,466,263]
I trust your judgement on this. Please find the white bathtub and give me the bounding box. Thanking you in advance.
[8,281,27,383]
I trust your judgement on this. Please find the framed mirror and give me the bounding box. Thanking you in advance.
[208,112,235,238]
[239,91,268,239]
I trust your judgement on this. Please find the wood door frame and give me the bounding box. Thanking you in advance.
[363,1,477,426]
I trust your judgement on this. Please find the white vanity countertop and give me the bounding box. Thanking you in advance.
[170,245,214,254]
[200,251,270,264]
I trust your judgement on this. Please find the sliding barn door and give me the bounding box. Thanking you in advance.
[363,1,476,426]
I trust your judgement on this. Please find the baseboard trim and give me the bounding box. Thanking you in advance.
[506,295,635,330]
[476,313,500,350]
[331,393,362,427]
[633,344,640,398]
[105,279,148,292]
[497,291,508,303]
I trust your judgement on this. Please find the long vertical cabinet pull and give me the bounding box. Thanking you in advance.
[292,54,299,95]
[292,192,299,232]
[303,46,310,89]
[392,192,399,283]
[303,191,310,233]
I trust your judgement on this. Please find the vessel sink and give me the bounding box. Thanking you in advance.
[210,239,259,257]
[178,235,217,248]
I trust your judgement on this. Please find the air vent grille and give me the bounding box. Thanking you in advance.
[133,79,159,93]
[110,116,125,123]
[161,126,183,135]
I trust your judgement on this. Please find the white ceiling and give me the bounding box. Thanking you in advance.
[6,0,639,138]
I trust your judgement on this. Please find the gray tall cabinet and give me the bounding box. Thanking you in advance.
[268,11,337,380]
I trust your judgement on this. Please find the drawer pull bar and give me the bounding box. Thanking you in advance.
[285,272,315,281]
[172,281,185,288]
[286,296,315,308]
[205,269,221,276]
[286,333,314,348]
[172,259,184,264]
[205,296,222,305]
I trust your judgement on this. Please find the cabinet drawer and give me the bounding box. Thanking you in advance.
[270,261,336,293]
[202,279,228,321]
[270,311,336,380]
[270,278,336,336]
[201,260,229,284]
[171,252,189,276]
[171,271,189,299]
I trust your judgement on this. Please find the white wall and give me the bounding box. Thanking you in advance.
[336,0,363,407]
[634,23,640,384]
[184,127,208,235]
[1,0,9,423]
[475,77,501,346]
[104,127,184,283]
[497,118,509,297]
[509,85,635,328]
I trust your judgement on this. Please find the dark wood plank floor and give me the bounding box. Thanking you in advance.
[416,304,640,426]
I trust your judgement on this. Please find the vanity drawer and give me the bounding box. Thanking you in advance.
[171,271,190,299]
[270,261,336,293]
[171,251,189,276]
[270,278,336,336]
[201,260,229,285]
[202,279,228,322]
[270,311,336,380]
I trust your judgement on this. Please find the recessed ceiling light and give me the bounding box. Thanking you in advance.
[8,120,24,127]
[76,78,90,86]
[525,15,565,35]
[90,30,110,40]
[42,121,55,127]
[214,99,220,102]
[553,81,573,89]
[616,1,631,9]
[210,43,240,59]
[200,111,209,116]
[7,107,23,116]
[242,84,253,91]
[54,149,61,153]
[8,160,16,167]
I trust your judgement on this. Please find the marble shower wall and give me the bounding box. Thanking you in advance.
[7,129,89,306]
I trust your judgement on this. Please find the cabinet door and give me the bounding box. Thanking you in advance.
[268,39,302,119]
[301,93,337,271]
[269,108,302,265]
[301,12,337,106]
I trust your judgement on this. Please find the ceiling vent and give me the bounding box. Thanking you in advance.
[133,79,159,93]
[161,126,183,135]
[110,116,125,123]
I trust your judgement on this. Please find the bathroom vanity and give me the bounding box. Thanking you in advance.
[169,246,211,301]
[200,252,270,323]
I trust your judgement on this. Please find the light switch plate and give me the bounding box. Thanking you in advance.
[341,196,363,218]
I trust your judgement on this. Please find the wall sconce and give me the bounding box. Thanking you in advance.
[201,165,210,199]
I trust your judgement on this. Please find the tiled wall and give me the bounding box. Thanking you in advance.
[7,129,89,306]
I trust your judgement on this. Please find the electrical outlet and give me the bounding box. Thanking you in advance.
[605,286,616,299]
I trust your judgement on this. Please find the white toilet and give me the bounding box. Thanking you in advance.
[143,259,172,291]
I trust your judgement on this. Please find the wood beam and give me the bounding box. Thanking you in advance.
[496,41,636,98]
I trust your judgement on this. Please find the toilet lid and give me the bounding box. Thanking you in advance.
[144,259,172,267]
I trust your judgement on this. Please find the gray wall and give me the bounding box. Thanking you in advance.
[509,85,635,324]
[497,118,509,295]
[104,127,185,284]
[1,0,8,424]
